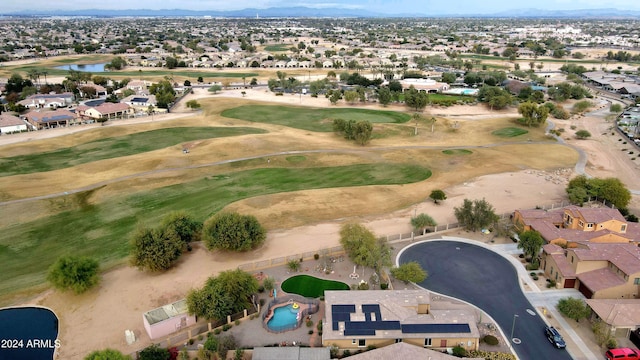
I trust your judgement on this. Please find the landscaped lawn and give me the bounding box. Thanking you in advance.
[221,105,411,132]
[0,163,431,299]
[263,44,292,52]
[492,127,529,137]
[0,127,266,177]
[281,275,349,298]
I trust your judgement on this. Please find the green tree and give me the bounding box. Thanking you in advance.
[441,72,457,84]
[572,100,592,114]
[378,86,392,106]
[185,100,201,109]
[287,259,301,272]
[518,102,549,127]
[85,349,132,360]
[161,211,201,244]
[202,212,266,252]
[187,269,258,320]
[344,90,358,104]
[517,230,544,259]
[353,120,373,145]
[566,176,631,209]
[329,90,342,104]
[47,255,99,294]
[130,227,183,271]
[208,84,222,93]
[339,223,391,272]
[391,262,427,284]
[453,198,500,232]
[609,104,623,113]
[138,344,170,360]
[411,213,437,233]
[429,189,447,204]
[575,130,591,139]
[557,297,590,321]
[404,86,428,111]
[165,56,178,69]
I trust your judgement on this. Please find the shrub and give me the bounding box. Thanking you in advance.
[483,335,499,345]
[317,322,323,331]
[530,272,536,277]
[222,324,232,331]
[547,280,557,288]
[306,320,314,327]
[214,328,222,335]
[235,320,240,326]
[308,330,314,335]
[258,285,265,293]
[343,350,351,357]
[606,338,618,349]
[259,298,266,306]
[314,253,320,260]
[452,345,467,357]
[532,275,539,280]
[380,283,388,290]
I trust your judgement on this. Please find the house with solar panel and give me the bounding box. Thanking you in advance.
[25,109,78,130]
[121,94,158,111]
[76,103,133,122]
[322,290,480,352]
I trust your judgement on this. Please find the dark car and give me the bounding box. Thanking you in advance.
[545,326,566,349]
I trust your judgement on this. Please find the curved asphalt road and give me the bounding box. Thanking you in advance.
[399,240,573,360]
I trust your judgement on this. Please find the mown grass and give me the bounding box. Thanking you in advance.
[0,163,431,298]
[442,149,473,155]
[263,44,292,52]
[281,275,350,298]
[492,127,529,137]
[221,105,411,132]
[0,127,266,177]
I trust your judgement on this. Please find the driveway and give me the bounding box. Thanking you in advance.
[398,240,573,360]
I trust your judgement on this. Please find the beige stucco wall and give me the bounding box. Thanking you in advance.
[323,336,478,351]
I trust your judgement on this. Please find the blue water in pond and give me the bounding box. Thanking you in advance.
[0,306,60,360]
[55,63,107,72]
[267,304,300,332]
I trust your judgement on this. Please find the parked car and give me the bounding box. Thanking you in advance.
[606,348,640,360]
[545,326,566,349]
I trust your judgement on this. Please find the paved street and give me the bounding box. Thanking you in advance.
[398,240,576,360]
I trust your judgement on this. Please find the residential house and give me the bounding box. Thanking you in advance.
[0,113,28,134]
[344,342,483,360]
[541,243,640,299]
[77,103,133,122]
[399,78,450,93]
[252,347,330,360]
[586,299,640,338]
[513,206,639,247]
[121,94,157,110]
[322,290,479,352]
[143,299,196,340]
[25,109,77,130]
[18,93,74,109]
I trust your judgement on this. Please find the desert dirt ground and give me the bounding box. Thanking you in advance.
[3,87,638,359]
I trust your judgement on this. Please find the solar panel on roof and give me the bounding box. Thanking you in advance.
[131,97,148,102]
[344,329,376,336]
[401,323,471,334]
[332,304,356,313]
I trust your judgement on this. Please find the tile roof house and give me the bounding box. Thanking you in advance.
[322,290,479,352]
[585,299,640,338]
[0,113,28,134]
[541,243,640,299]
[76,103,133,122]
[25,109,78,130]
[343,342,483,360]
[513,206,638,247]
[18,92,74,109]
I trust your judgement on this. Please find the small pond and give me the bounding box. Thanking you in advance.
[55,63,108,72]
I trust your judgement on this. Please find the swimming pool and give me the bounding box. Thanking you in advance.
[266,304,300,332]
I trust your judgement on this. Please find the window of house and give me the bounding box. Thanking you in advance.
[395,339,403,343]
[621,224,627,232]
[424,338,432,347]
[352,339,356,345]
[634,278,640,285]
[550,267,554,275]
[571,256,574,263]
[358,339,366,347]
[578,220,584,227]
[587,223,593,228]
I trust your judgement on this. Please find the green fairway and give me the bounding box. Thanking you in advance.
[0,127,266,177]
[221,105,411,132]
[263,44,292,52]
[281,275,349,298]
[442,149,473,155]
[492,127,529,137]
[8,64,259,79]
[0,163,431,297]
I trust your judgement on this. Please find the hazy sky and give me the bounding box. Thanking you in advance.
[4,0,640,14]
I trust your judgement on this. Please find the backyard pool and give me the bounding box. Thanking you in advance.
[266,303,300,332]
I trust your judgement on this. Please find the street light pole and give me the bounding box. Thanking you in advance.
[510,314,519,340]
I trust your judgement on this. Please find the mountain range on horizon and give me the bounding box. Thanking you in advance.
[3,6,640,18]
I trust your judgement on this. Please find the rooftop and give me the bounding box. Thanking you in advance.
[143,299,189,326]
